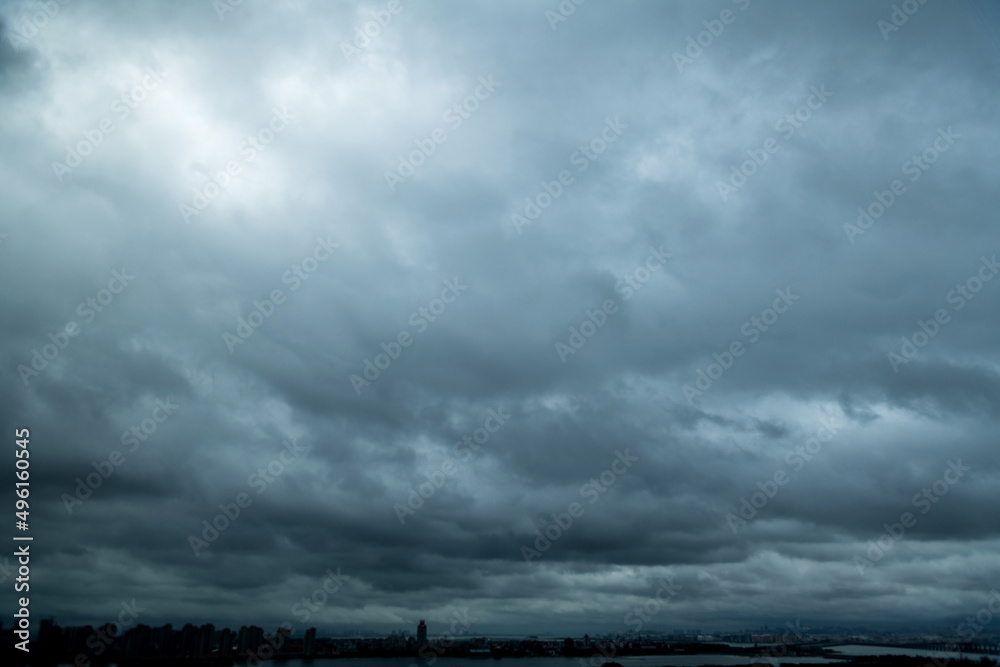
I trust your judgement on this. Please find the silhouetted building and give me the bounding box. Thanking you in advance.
[276,626,292,656]
[304,627,317,656]
[99,622,119,657]
[66,625,94,655]
[238,625,250,653]
[153,623,174,656]
[122,624,152,658]
[180,623,198,657]
[417,620,427,646]
[219,627,233,657]
[197,623,215,658]
[38,618,63,657]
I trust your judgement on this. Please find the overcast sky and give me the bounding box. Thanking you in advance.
[2,0,1000,639]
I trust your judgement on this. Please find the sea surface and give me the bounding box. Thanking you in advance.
[262,646,994,666]
[80,644,997,667]
[828,645,994,661]
[204,654,843,667]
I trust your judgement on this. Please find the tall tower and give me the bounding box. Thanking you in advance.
[304,627,316,656]
[417,620,427,646]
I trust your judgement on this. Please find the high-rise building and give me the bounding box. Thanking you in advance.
[196,623,215,658]
[38,618,63,657]
[276,626,292,656]
[304,627,317,656]
[66,626,94,655]
[219,628,233,657]
[99,622,119,656]
[122,624,152,658]
[180,623,198,658]
[417,620,427,646]
[153,624,174,656]
[237,626,250,654]
[250,625,264,652]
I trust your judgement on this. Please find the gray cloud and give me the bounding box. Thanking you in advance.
[2,0,999,637]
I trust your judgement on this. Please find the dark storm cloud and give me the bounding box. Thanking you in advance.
[1,0,999,638]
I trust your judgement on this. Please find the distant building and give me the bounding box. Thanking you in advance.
[153,623,174,656]
[304,627,317,656]
[38,618,63,657]
[239,625,264,653]
[122,624,152,657]
[67,625,94,655]
[197,623,215,658]
[417,620,427,646]
[219,627,233,657]
[180,623,198,657]
[277,626,292,656]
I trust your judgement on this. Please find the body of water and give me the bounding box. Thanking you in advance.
[828,645,993,661]
[230,654,844,667]
[83,644,998,667]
